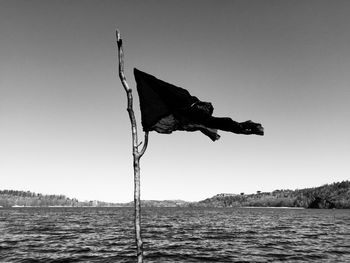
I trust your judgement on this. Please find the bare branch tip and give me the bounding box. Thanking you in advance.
[116,30,122,46]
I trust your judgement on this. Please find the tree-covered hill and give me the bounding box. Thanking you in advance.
[1,181,349,208]
[0,190,190,208]
[0,190,122,208]
[196,181,350,209]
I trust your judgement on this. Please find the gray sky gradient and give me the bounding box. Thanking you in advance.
[1,0,349,202]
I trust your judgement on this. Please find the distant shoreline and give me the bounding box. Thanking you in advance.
[241,206,305,209]
[2,206,348,210]
[1,181,349,209]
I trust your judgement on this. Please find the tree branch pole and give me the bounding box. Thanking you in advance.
[116,29,148,263]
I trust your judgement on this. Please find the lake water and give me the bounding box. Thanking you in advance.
[0,207,349,262]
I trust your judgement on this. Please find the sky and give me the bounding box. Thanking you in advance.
[1,0,349,203]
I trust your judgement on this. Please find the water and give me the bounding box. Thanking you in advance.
[0,207,349,262]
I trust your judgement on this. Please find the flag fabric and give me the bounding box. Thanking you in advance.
[134,68,263,141]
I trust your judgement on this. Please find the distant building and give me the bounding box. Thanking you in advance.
[216,193,237,197]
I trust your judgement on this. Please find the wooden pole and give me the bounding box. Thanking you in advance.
[116,29,148,263]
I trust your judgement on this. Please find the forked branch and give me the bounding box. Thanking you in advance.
[139,131,149,157]
[116,29,147,263]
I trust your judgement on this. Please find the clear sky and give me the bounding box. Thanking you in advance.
[1,0,349,202]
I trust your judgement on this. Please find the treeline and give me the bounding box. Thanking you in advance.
[197,181,350,209]
[0,190,120,208]
[1,181,349,208]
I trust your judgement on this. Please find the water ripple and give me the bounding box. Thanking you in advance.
[0,207,349,262]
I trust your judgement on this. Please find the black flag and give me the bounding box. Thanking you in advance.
[134,68,263,141]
